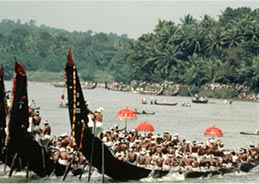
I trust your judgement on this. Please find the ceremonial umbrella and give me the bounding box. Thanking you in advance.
[204,125,223,137]
[136,121,155,132]
[116,108,137,134]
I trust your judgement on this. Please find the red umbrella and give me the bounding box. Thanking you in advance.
[136,121,154,132]
[116,108,137,133]
[116,108,136,119]
[204,125,223,137]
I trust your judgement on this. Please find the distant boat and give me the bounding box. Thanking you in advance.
[192,97,208,104]
[154,99,177,106]
[240,131,259,136]
[135,110,155,115]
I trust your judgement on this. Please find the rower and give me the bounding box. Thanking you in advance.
[43,120,51,136]
[163,154,173,170]
[137,150,146,166]
[85,101,95,133]
[128,147,137,164]
[93,107,104,135]
[29,99,36,109]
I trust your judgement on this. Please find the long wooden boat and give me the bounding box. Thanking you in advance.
[135,111,155,115]
[4,60,54,177]
[240,131,259,136]
[65,49,170,181]
[162,88,180,96]
[65,50,256,181]
[192,98,209,104]
[0,65,7,161]
[239,162,257,172]
[154,100,177,106]
[184,166,238,178]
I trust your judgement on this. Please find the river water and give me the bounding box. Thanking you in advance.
[1,81,259,183]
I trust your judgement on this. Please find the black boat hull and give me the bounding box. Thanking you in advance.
[136,112,155,115]
[154,102,177,106]
[66,49,166,181]
[192,99,208,104]
[240,131,259,136]
[5,61,54,177]
[82,127,152,181]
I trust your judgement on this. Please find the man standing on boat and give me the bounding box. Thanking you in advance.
[94,107,104,125]
[29,99,36,109]
[93,107,104,136]
[85,101,95,132]
[43,120,51,136]
[40,120,51,149]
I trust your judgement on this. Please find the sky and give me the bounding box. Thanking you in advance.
[0,0,259,39]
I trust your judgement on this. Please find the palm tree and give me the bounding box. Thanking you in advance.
[222,28,244,48]
[184,54,215,86]
[244,24,259,42]
[186,26,205,54]
[153,19,179,47]
[204,28,224,57]
[154,44,184,81]
[180,14,197,25]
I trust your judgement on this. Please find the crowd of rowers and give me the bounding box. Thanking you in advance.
[99,125,259,173]
[27,100,258,176]
[26,100,105,177]
[27,105,88,176]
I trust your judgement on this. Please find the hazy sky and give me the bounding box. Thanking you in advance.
[0,0,258,38]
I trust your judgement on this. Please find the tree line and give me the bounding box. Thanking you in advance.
[0,7,259,92]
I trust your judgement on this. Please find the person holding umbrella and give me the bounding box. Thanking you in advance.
[116,108,137,136]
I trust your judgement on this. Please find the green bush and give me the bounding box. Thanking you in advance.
[27,71,64,82]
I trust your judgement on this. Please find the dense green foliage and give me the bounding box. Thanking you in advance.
[0,19,133,82]
[126,7,259,92]
[1,7,259,92]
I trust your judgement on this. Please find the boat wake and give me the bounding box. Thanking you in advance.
[140,171,185,182]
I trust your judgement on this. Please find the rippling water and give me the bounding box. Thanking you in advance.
[2,81,259,183]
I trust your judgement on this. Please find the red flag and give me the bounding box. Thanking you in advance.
[11,78,16,97]
[67,49,74,66]
[0,65,3,80]
[15,61,26,76]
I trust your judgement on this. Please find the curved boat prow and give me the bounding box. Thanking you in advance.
[65,49,160,181]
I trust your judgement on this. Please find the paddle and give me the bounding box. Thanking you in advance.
[87,124,96,182]
[3,147,8,173]
[26,161,30,178]
[9,152,18,177]
[78,160,87,180]
[62,150,76,181]
[41,147,46,176]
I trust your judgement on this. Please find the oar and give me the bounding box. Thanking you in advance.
[78,160,87,180]
[87,122,96,182]
[101,142,105,183]
[62,151,76,181]
[26,161,30,178]
[9,153,18,177]
[3,147,8,173]
[41,147,46,176]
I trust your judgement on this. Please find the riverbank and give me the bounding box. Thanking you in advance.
[48,80,259,102]
[90,81,259,102]
[25,71,257,101]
